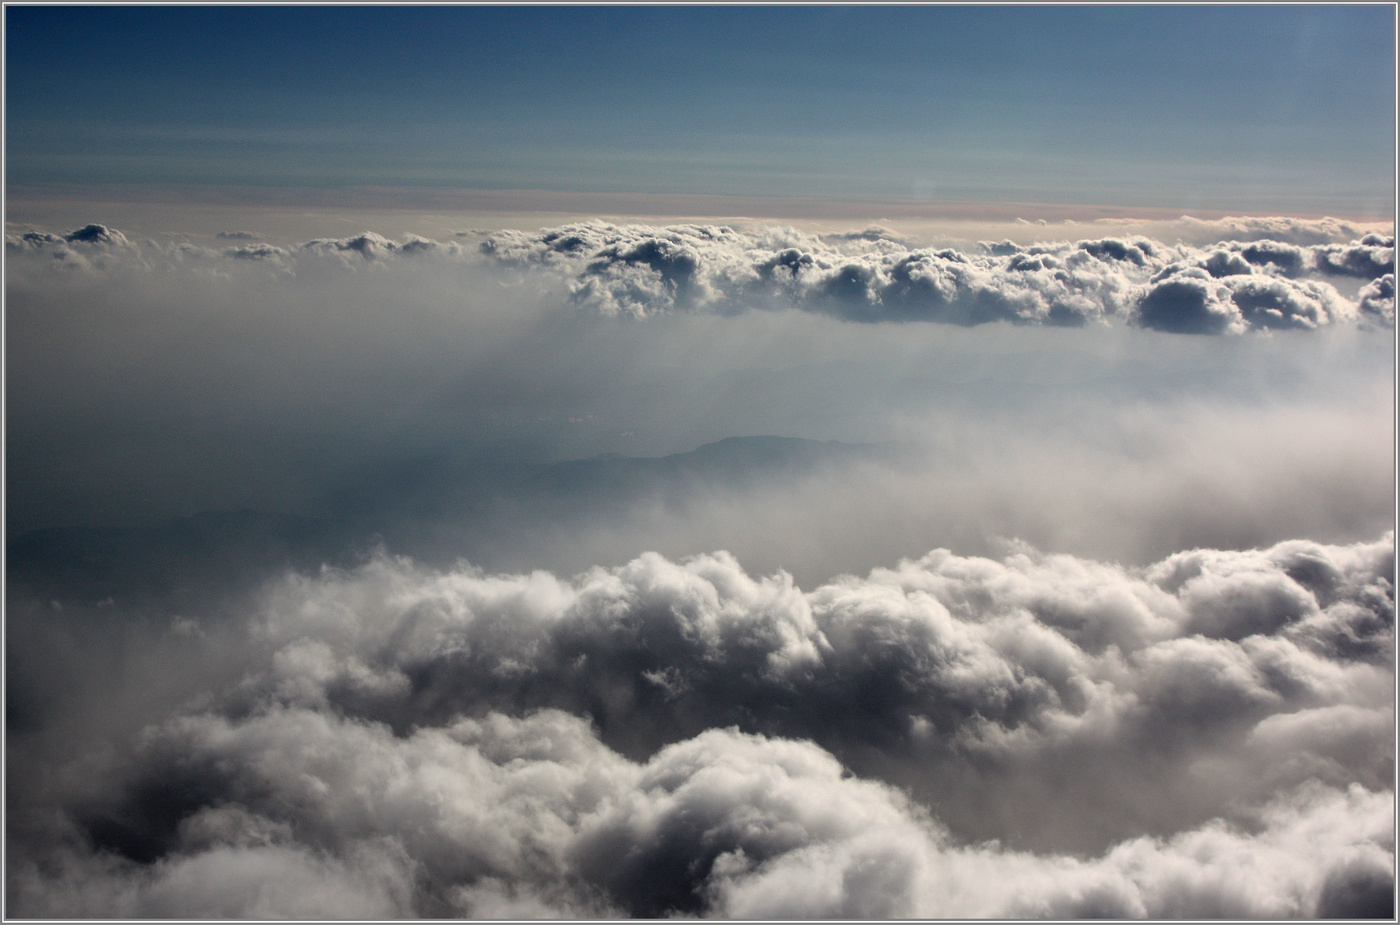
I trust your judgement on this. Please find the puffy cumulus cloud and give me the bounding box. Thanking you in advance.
[1132,268,1248,334]
[1047,234,1391,286]
[476,222,1153,325]
[8,220,1393,332]
[8,535,1392,916]
[4,222,143,273]
[1224,276,1355,330]
[1130,265,1358,333]
[7,836,418,919]
[1312,234,1396,279]
[1358,273,1396,325]
[136,534,1388,766]
[10,711,1391,917]
[222,241,292,265]
[62,222,130,245]
[479,222,1392,332]
[711,781,1393,919]
[4,224,470,285]
[299,231,457,263]
[1233,239,1312,276]
[4,223,134,251]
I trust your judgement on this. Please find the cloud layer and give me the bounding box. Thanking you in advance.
[6,213,1393,918]
[7,218,1395,332]
[478,221,1394,331]
[6,216,1393,575]
[8,535,1393,917]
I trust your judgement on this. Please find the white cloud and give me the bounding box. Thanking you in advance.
[6,214,1392,917]
[11,705,1390,918]
[713,780,1393,919]
[8,535,1392,916]
[1358,273,1396,325]
[7,220,1393,331]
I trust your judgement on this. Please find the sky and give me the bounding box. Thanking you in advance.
[4,5,1398,921]
[5,5,1396,217]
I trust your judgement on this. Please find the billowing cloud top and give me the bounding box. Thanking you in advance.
[8,534,1393,918]
[480,221,1393,331]
[7,218,1394,333]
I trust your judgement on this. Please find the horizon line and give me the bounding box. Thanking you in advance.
[8,182,1396,227]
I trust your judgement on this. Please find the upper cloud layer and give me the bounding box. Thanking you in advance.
[479,221,1393,331]
[7,220,1394,333]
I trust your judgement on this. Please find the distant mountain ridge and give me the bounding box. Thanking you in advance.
[8,436,888,607]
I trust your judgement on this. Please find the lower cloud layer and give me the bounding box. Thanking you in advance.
[7,535,1395,918]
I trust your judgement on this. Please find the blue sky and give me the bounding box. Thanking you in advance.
[5,5,1396,216]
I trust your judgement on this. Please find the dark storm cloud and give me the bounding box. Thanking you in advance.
[8,535,1392,917]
